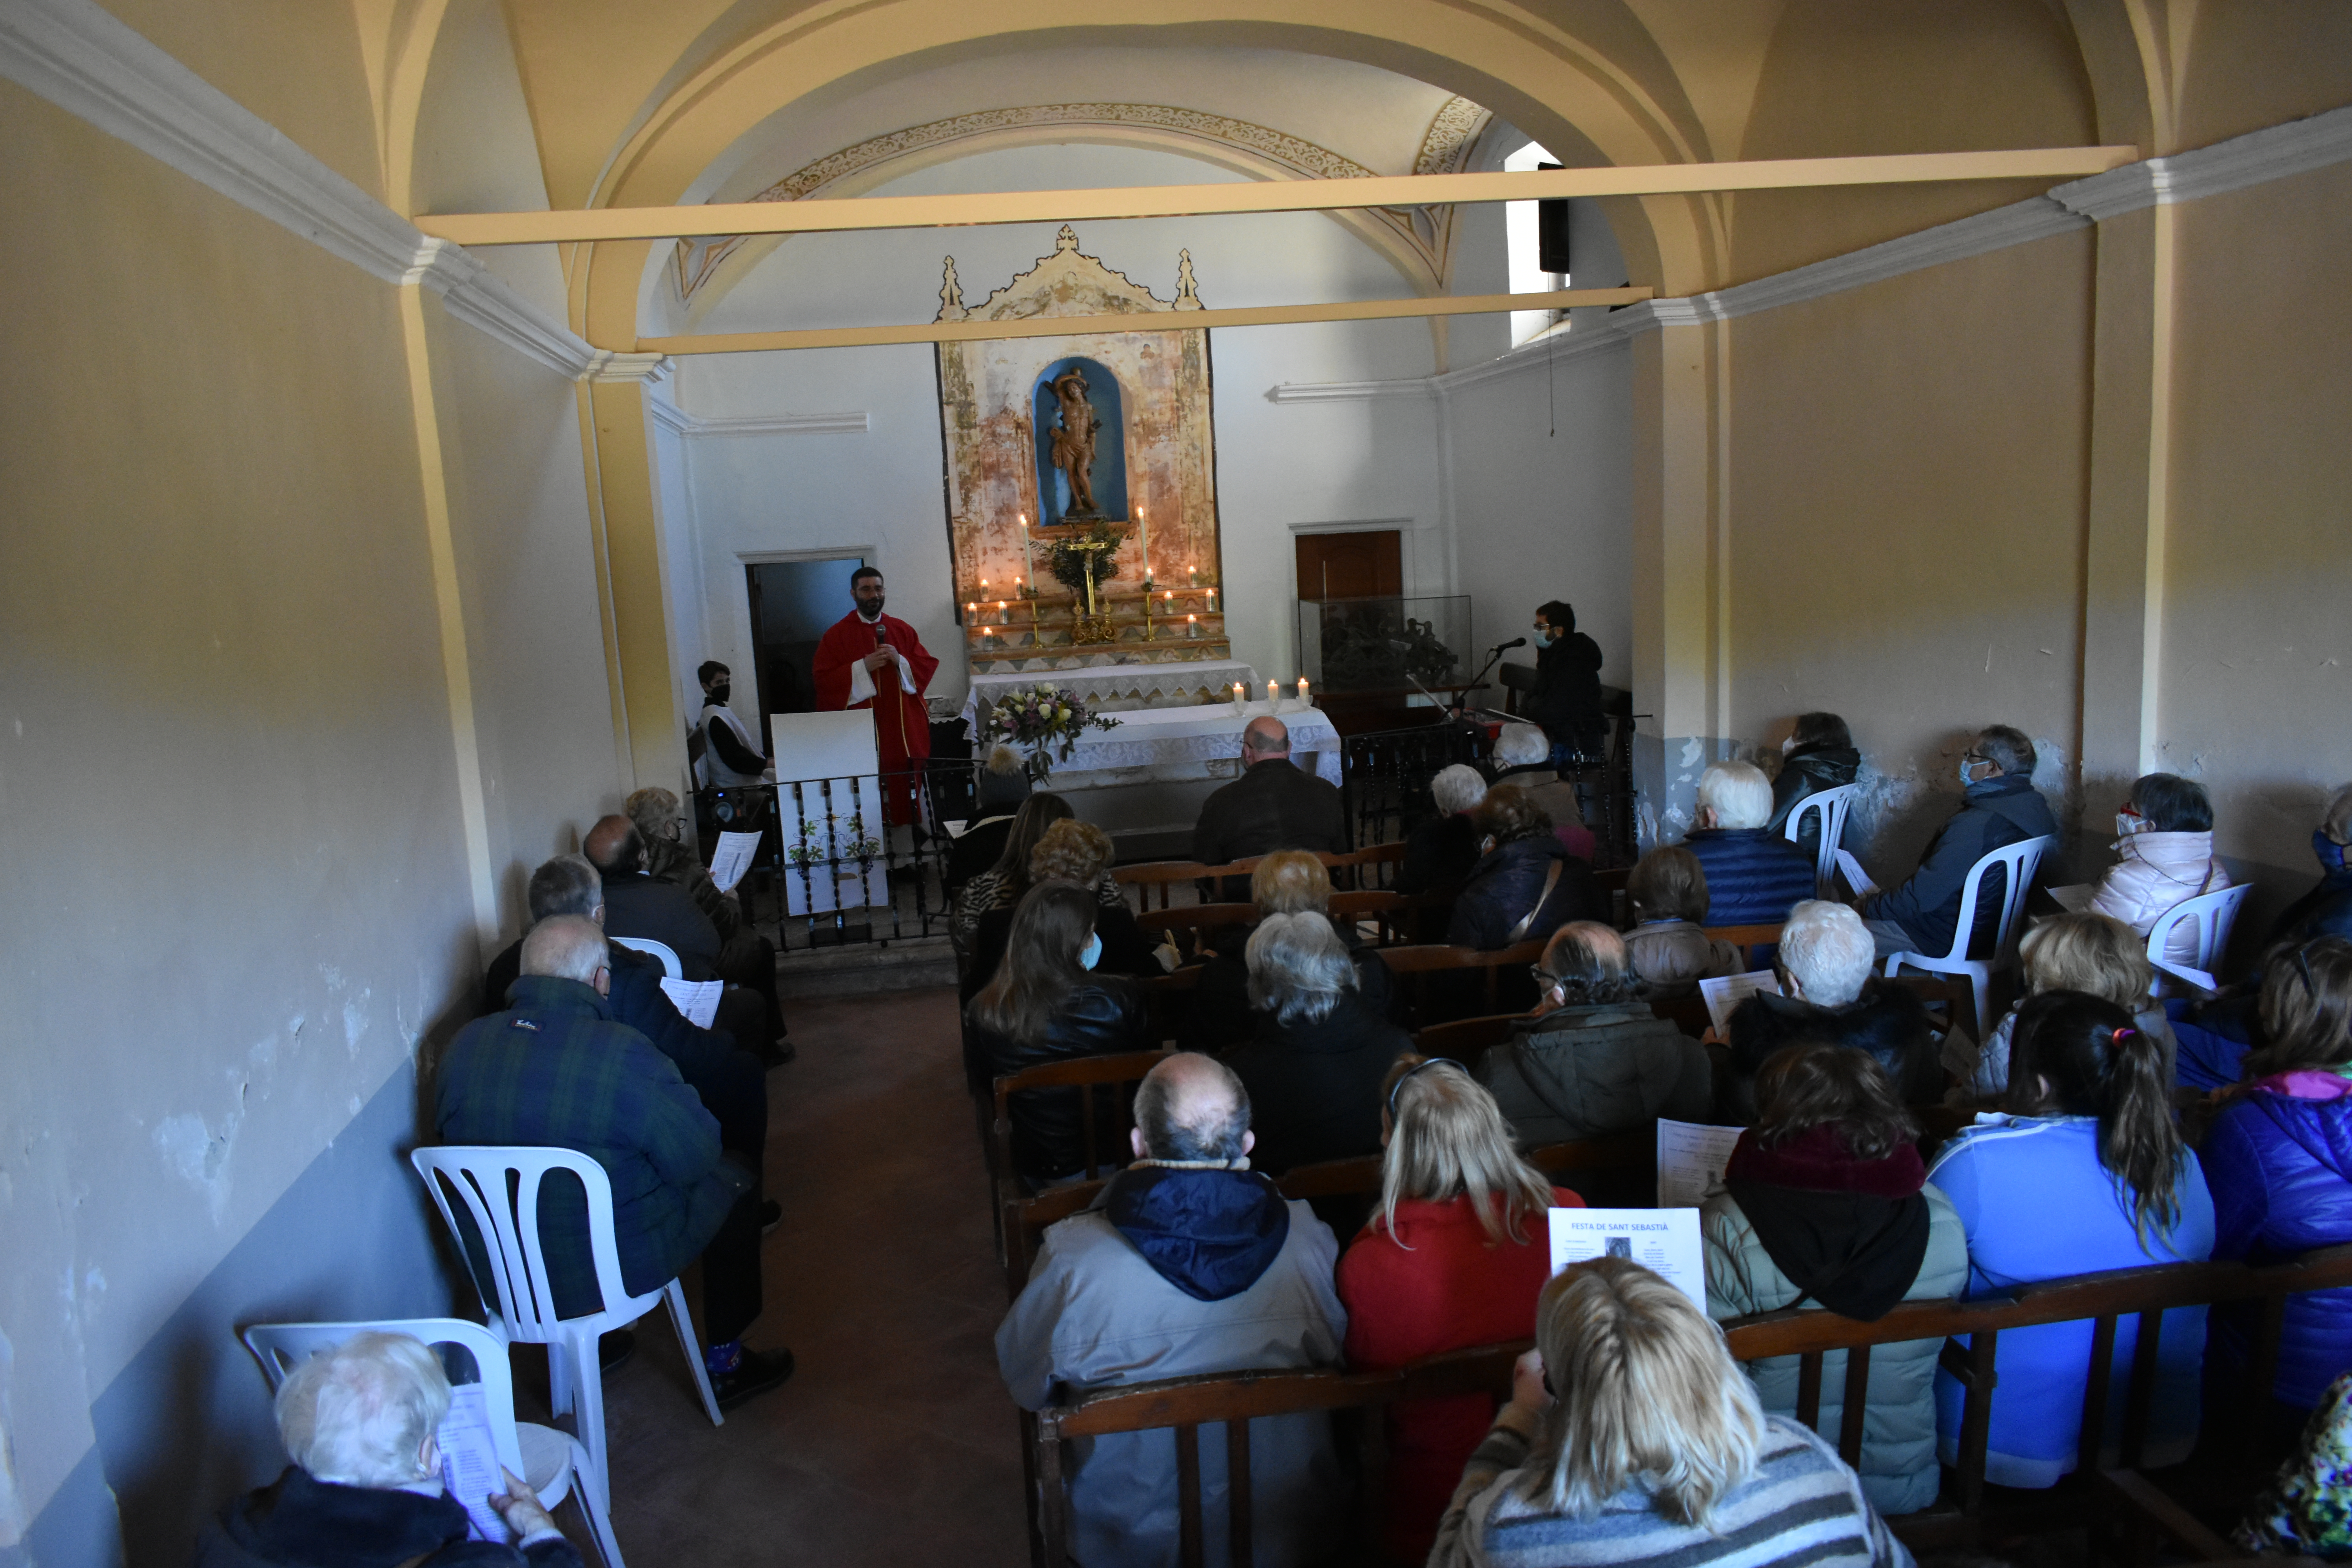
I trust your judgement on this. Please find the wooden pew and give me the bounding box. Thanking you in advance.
[1378,938,1549,1021]
[1410,1012,1522,1074]
[1113,843,1410,911]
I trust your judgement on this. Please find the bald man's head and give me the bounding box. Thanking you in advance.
[1241,716,1290,764]
[1132,1053,1254,1164]
[521,915,609,991]
[582,814,643,874]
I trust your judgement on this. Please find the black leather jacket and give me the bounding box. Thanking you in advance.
[970,978,1152,1184]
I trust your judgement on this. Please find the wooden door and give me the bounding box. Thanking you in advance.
[1296,530,1402,601]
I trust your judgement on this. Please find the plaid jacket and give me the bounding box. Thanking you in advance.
[434,975,746,1319]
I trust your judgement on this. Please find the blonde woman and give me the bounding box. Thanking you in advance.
[1431,1257,1904,1568]
[1338,1056,1584,1563]
[1178,849,1394,1054]
[1969,911,2176,1098]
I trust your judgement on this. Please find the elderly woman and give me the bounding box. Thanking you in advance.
[964,882,1151,1184]
[2091,772,2232,971]
[1702,1044,1967,1515]
[1339,1056,1584,1563]
[1489,722,1597,863]
[1396,763,1488,896]
[1622,846,1741,999]
[1226,912,1412,1174]
[1968,912,2178,1096]
[2204,937,2352,1415]
[1179,849,1395,1054]
[197,1331,581,1567]
[1683,760,1818,926]
[950,793,1123,962]
[1478,922,1711,1143]
[1447,786,1599,952]
[1430,1258,1904,1568]
[961,818,1158,1003]
[1724,901,1944,1112]
[1765,712,1860,858]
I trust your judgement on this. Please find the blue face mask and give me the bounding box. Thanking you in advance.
[1079,933,1103,971]
[2318,829,2349,876]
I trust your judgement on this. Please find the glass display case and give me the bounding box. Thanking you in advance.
[1295,594,1472,694]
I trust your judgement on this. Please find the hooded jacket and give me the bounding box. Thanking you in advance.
[195,1468,582,1568]
[1624,919,1743,999]
[967,977,1152,1184]
[2092,829,2230,970]
[1446,837,1599,951]
[1767,744,1862,855]
[2204,1078,2352,1408]
[1527,630,1606,752]
[1477,1002,1713,1145]
[1684,826,1819,926]
[1866,774,2057,959]
[1726,984,1946,1111]
[996,1166,1347,1567]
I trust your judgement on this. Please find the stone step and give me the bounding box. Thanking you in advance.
[776,932,958,997]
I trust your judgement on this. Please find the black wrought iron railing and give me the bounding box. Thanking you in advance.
[1339,719,1492,849]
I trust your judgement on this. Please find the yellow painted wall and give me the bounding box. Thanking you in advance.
[1722,229,2097,878]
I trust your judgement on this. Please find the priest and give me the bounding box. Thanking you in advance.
[811,565,939,826]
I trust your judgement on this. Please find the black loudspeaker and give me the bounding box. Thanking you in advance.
[1536,161,1572,276]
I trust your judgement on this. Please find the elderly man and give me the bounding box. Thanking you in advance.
[623,787,789,1058]
[1191,715,1347,870]
[1683,760,1817,926]
[587,813,786,1051]
[1858,725,2057,960]
[437,916,791,1410]
[197,1330,581,1568]
[1489,721,1597,862]
[997,1053,1347,1567]
[1722,900,1943,1113]
[1396,763,1487,897]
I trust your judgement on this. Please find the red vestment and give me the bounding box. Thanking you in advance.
[811,610,938,825]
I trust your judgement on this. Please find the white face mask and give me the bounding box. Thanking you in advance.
[1781,735,1798,756]
[2116,811,2146,838]
[1078,933,1102,971]
[1960,758,1992,788]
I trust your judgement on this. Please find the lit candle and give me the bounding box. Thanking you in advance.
[982,626,995,638]
[1207,588,1217,610]
[1018,513,1036,585]
[1231,681,1245,707]
[1189,564,1199,588]
[1134,504,1149,586]
[996,599,1008,624]
[1266,679,1278,707]
[965,601,977,616]
[1297,677,1310,703]
[1187,613,1200,639]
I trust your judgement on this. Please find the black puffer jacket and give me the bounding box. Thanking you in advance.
[1723,980,1944,1116]
[1446,837,1599,951]
[968,978,1152,1185]
[1766,745,1861,862]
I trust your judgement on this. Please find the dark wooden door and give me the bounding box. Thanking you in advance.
[1296,530,1402,601]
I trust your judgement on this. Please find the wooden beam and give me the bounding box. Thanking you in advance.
[423,147,2139,246]
[635,286,1651,355]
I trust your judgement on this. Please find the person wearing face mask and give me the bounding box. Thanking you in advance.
[1764,711,1861,864]
[692,659,772,788]
[1855,725,2057,962]
[965,880,1152,1187]
[811,565,939,826]
[2087,773,2231,972]
[1524,599,1608,765]
[960,818,1160,1004]
[2267,784,2352,951]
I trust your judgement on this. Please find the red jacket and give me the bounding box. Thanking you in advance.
[1336,1187,1583,1561]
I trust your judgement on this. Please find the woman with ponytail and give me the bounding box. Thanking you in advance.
[2203,936,2352,1415]
[1926,991,2215,1487]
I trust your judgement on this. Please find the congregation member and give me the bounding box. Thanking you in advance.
[1191,715,1348,871]
[1724,902,1943,1112]
[588,811,788,1053]
[623,786,789,1057]
[1927,991,2214,1485]
[1430,1258,1907,1568]
[1622,846,1741,999]
[1480,922,1711,1143]
[961,818,1158,1003]
[950,793,1110,957]
[810,566,938,827]
[481,855,769,1177]
[1683,761,1817,926]
[196,1330,583,1568]
[2238,1369,2352,1557]
[1964,913,2177,1098]
[997,1054,1347,1568]
[1447,786,1598,951]
[963,882,1151,1183]
[1702,1045,1967,1515]
[2203,936,2352,1416]
[1523,600,1608,764]
[1395,763,1486,896]
[2265,783,2352,951]
[1858,725,2057,961]
[690,659,771,789]
[1338,1057,1584,1563]
[2091,772,2232,969]
[946,744,1031,897]
[1766,711,1861,861]
[1177,849,1396,1054]
[437,916,791,1409]
[1225,913,1410,1175]
[1488,722,1597,862]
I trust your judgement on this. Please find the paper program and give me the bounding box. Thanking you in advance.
[1549,1208,1707,1309]
[659,977,724,1029]
[1657,1119,1744,1208]
[436,1383,514,1544]
[1698,970,1782,1037]
[708,831,762,894]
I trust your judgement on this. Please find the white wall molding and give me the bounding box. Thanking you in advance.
[2055,102,2352,219]
[585,352,674,386]
[644,408,872,437]
[1433,319,1633,395]
[0,0,597,378]
[1265,379,1436,403]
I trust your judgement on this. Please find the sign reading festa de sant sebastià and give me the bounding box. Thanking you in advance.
[1548,1207,1706,1308]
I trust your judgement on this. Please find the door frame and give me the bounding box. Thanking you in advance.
[1286,518,1420,600]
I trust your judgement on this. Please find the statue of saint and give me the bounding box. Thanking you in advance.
[1048,367,1102,517]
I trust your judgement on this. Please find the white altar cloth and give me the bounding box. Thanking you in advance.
[960,659,1259,731]
[1036,701,1342,785]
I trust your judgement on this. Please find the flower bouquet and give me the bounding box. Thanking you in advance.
[978,682,1120,782]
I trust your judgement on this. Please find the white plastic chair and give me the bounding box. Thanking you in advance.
[410,1147,723,1518]
[240,1316,624,1568]
[1784,784,1860,897]
[2145,882,2253,994]
[1883,835,2055,1041]
[608,936,681,978]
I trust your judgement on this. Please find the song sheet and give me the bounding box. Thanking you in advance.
[659,977,723,1029]
[1656,1118,1744,1208]
[2045,883,2098,913]
[1698,971,1782,1037]
[436,1383,513,1544]
[708,831,762,894]
[1549,1208,1706,1309]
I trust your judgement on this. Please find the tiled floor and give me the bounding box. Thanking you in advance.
[588,985,1027,1567]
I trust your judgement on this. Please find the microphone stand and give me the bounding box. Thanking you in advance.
[1455,642,1518,719]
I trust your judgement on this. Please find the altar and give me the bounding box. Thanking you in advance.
[958,658,1260,731]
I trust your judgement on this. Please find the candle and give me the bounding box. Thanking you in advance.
[1187,613,1200,639]
[996,600,1008,624]
[1134,504,1149,586]
[1266,680,1278,707]
[965,601,977,616]
[1207,588,1218,610]
[1231,681,1245,706]
[1189,564,1199,588]
[1018,513,1036,585]
[1297,677,1310,703]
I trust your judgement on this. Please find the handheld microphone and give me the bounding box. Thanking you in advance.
[1493,637,1527,653]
